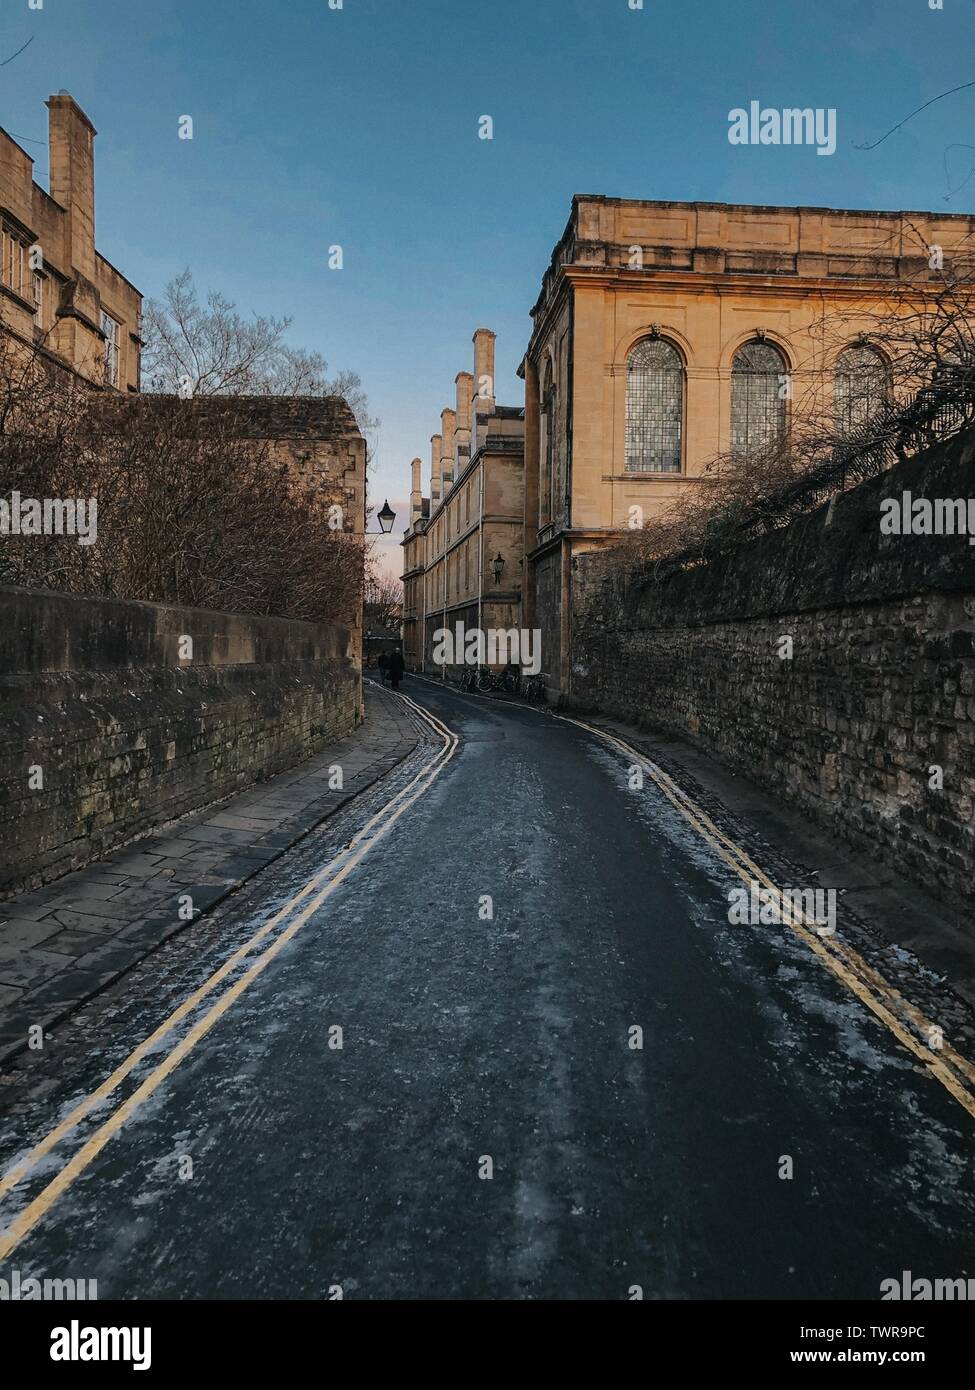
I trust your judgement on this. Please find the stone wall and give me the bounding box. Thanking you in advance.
[568,429,975,909]
[533,544,563,688]
[0,587,359,897]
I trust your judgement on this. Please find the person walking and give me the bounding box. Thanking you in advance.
[377,652,389,686]
[387,649,405,691]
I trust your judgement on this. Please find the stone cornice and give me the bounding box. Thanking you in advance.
[560,264,940,300]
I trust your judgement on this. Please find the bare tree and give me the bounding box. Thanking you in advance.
[0,343,365,629]
[142,269,375,432]
[364,573,403,629]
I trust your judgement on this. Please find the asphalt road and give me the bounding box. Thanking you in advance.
[1,677,973,1300]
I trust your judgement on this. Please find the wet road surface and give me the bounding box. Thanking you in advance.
[1,678,973,1299]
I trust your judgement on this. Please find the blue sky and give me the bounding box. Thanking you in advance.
[2,0,974,573]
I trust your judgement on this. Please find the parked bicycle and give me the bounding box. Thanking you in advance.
[521,673,547,704]
[475,667,521,695]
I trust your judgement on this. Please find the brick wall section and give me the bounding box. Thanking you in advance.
[0,588,359,897]
[568,429,975,909]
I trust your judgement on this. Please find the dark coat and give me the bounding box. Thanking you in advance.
[387,651,405,678]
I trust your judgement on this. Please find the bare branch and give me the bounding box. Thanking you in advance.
[855,79,975,151]
[1,36,35,67]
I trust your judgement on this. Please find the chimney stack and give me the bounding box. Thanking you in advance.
[455,371,473,470]
[440,408,456,495]
[430,434,443,506]
[410,457,423,523]
[47,93,97,281]
[472,328,496,452]
[473,329,496,413]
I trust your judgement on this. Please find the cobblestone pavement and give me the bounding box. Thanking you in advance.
[0,682,423,1063]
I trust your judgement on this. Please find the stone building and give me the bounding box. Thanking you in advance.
[520,195,975,697]
[0,92,142,390]
[2,93,369,672]
[107,393,368,666]
[402,329,525,674]
[142,394,368,529]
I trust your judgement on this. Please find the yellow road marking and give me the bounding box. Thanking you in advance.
[557,712,975,1122]
[0,690,458,1261]
[0,690,452,1208]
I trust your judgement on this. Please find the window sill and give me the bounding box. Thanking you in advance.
[602,472,687,481]
[0,282,35,314]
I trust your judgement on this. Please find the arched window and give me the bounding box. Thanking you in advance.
[834,344,889,434]
[625,337,684,473]
[731,340,787,454]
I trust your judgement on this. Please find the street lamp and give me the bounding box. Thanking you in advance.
[376,499,396,534]
[492,552,505,585]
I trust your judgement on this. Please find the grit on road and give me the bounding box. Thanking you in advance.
[0,677,973,1299]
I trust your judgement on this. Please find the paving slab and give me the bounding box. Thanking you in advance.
[0,920,64,951]
[0,684,424,1063]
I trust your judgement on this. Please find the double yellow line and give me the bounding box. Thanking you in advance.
[556,713,975,1122]
[0,691,458,1262]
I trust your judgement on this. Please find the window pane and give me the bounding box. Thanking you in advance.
[731,341,787,454]
[101,311,121,387]
[835,345,888,433]
[625,338,683,473]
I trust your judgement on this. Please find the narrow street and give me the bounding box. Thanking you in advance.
[1,679,973,1300]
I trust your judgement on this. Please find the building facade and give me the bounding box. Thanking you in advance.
[402,329,525,675]
[110,393,369,668]
[147,394,368,532]
[1,93,142,390]
[521,195,975,697]
[2,93,370,685]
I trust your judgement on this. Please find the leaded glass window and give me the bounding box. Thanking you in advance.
[731,340,787,454]
[625,338,683,473]
[834,344,889,434]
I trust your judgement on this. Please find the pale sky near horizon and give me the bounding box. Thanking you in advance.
[2,0,974,578]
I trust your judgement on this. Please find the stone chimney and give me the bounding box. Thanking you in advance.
[47,92,97,281]
[455,371,473,471]
[472,328,496,452]
[410,457,423,523]
[440,408,456,495]
[473,328,496,413]
[430,434,442,507]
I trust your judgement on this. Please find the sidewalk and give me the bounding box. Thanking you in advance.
[0,683,424,1063]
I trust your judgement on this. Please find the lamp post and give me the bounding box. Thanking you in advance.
[376,499,396,534]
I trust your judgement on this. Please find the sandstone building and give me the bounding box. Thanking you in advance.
[402,329,525,674]
[0,93,142,390]
[521,195,975,696]
[167,394,368,667]
[107,393,369,667]
[140,394,368,530]
[2,93,368,668]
